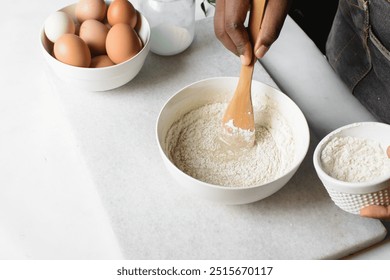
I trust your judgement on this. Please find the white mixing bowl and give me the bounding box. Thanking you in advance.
[313,122,390,214]
[39,2,150,91]
[156,77,310,204]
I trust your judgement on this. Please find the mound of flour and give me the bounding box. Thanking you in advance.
[321,136,390,182]
[165,100,295,187]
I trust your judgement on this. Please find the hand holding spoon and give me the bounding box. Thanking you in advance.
[221,0,267,148]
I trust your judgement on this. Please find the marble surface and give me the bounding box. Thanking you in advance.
[0,0,388,260]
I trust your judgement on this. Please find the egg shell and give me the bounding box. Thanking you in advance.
[44,11,75,43]
[137,34,143,49]
[90,55,115,68]
[74,23,81,36]
[134,10,142,33]
[107,0,137,28]
[106,23,141,64]
[54,34,91,67]
[79,19,109,55]
[76,0,107,23]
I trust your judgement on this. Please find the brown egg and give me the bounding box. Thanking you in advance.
[107,0,137,28]
[76,0,107,23]
[54,34,91,67]
[137,34,143,49]
[90,55,115,68]
[74,23,81,36]
[106,23,141,64]
[79,19,109,55]
[134,10,142,33]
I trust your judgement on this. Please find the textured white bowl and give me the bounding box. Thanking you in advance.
[313,122,390,214]
[156,77,310,204]
[39,2,150,91]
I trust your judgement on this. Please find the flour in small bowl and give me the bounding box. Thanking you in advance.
[165,101,295,187]
[320,136,390,182]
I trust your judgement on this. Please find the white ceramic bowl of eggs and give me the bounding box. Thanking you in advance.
[156,77,310,205]
[313,122,390,214]
[40,0,150,91]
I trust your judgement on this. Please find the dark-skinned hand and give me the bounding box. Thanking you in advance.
[214,0,292,65]
[360,146,390,220]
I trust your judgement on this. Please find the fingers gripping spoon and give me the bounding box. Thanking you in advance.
[221,0,267,148]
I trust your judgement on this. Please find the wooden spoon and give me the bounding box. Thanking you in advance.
[221,0,267,148]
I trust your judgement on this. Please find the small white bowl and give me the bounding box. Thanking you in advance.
[39,2,150,91]
[156,77,310,204]
[313,122,390,214]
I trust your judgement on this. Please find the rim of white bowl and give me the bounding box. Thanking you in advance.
[156,77,311,190]
[313,121,390,194]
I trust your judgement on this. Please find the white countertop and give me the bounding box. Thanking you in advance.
[0,0,388,260]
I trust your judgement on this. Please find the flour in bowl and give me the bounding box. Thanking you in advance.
[165,100,295,187]
[320,136,390,182]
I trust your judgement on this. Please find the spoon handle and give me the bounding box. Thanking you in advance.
[220,0,267,147]
[236,0,267,112]
[249,0,267,60]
